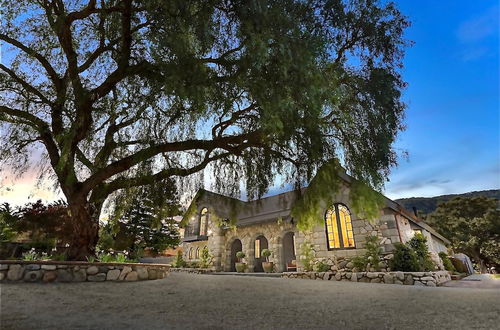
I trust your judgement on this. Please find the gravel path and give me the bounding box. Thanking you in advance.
[1,272,499,329]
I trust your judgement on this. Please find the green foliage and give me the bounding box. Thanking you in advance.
[350,181,385,222]
[22,248,39,261]
[108,178,181,255]
[0,0,410,259]
[314,260,331,272]
[291,160,342,231]
[439,252,456,272]
[427,197,500,272]
[97,251,137,263]
[350,235,383,271]
[173,250,186,268]
[199,247,213,269]
[390,243,421,272]
[408,233,435,271]
[0,203,17,242]
[299,241,316,271]
[261,248,272,262]
[236,251,245,261]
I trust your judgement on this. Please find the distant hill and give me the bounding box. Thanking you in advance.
[395,189,500,215]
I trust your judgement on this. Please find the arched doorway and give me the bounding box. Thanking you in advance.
[282,232,296,272]
[230,239,242,272]
[254,235,269,272]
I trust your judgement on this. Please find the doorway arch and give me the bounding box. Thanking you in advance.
[254,235,269,272]
[230,239,243,272]
[282,232,296,272]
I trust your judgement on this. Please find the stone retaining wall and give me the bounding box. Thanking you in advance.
[0,260,170,283]
[170,267,214,274]
[282,270,451,287]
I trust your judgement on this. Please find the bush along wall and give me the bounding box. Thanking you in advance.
[0,261,170,283]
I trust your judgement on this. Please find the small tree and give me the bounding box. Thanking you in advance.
[352,235,383,271]
[438,252,456,272]
[390,242,420,272]
[299,241,316,271]
[261,249,272,262]
[236,251,246,263]
[199,247,213,269]
[173,250,186,268]
[408,233,435,271]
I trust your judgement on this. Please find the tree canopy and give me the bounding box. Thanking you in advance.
[0,0,410,259]
[427,197,500,273]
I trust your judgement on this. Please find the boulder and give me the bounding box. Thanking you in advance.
[334,272,342,281]
[148,269,158,280]
[119,266,132,280]
[24,271,42,282]
[106,269,120,281]
[0,264,8,271]
[338,260,348,269]
[137,267,149,280]
[383,274,394,284]
[86,266,99,275]
[125,271,138,281]
[366,272,379,279]
[413,281,425,286]
[41,265,57,270]
[350,274,358,282]
[394,272,405,281]
[394,280,403,285]
[426,281,436,287]
[0,272,5,281]
[73,269,87,282]
[88,273,106,282]
[370,278,381,283]
[346,262,354,269]
[26,264,41,270]
[7,265,24,281]
[404,275,413,285]
[43,271,57,282]
[57,269,74,282]
[420,276,435,281]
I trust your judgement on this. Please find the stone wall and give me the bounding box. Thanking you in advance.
[170,267,214,274]
[282,270,451,287]
[0,261,170,283]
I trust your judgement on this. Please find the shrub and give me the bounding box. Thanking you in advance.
[390,243,420,272]
[299,241,316,271]
[261,249,272,262]
[314,260,331,272]
[350,235,383,271]
[438,252,456,272]
[408,233,435,271]
[188,261,200,268]
[173,250,186,268]
[200,247,213,268]
[236,251,245,262]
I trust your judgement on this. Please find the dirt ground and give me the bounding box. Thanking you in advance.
[1,272,499,329]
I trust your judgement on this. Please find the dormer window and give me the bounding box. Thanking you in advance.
[199,207,208,236]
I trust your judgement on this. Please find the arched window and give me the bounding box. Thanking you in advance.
[188,248,193,259]
[325,204,355,249]
[199,208,208,236]
[195,247,200,259]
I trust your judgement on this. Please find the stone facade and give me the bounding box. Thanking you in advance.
[182,185,450,273]
[0,261,170,283]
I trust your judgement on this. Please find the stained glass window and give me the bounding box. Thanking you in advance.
[188,248,193,259]
[195,247,200,259]
[199,208,208,235]
[255,239,260,258]
[325,204,355,249]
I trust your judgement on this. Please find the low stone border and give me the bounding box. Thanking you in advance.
[0,260,170,283]
[282,270,451,287]
[170,267,214,274]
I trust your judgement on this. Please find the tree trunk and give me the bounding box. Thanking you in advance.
[66,200,101,261]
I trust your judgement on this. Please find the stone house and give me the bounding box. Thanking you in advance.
[181,173,449,272]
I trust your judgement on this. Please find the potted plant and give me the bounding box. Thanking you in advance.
[235,251,246,273]
[261,249,273,273]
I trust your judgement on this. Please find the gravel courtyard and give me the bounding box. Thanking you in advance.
[1,272,499,329]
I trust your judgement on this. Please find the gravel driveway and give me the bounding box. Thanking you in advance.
[1,272,499,329]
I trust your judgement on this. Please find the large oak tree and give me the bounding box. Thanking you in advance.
[0,0,409,259]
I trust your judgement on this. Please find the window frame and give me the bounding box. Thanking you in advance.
[324,203,356,250]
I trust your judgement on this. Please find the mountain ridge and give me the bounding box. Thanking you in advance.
[395,189,499,215]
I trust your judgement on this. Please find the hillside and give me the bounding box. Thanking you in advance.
[395,189,500,215]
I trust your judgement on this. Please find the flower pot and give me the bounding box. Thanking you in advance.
[235,262,247,273]
[262,262,274,273]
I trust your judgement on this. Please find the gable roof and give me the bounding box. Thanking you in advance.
[189,173,450,244]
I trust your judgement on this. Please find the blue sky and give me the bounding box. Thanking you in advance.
[0,1,498,206]
[382,0,499,199]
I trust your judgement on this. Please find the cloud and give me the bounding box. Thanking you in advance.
[457,6,499,43]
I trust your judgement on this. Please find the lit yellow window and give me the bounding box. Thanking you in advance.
[325,204,355,249]
[255,239,260,258]
[196,247,200,259]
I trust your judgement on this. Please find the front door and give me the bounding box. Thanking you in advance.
[254,235,268,272]
[282,232,296,271]
[230,239,242,272]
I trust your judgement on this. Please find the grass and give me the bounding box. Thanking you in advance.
[492,274,500,279]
